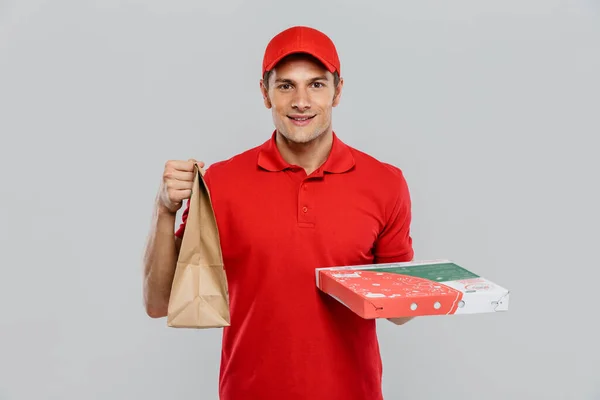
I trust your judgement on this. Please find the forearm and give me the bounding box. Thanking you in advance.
[143,204,179,318]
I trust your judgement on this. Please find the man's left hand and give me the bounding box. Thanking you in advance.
[387,317,414,325]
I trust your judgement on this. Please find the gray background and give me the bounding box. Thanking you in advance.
[1,0,599,399]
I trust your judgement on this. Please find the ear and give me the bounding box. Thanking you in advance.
[259,79,272,109]
[332,77,344,107]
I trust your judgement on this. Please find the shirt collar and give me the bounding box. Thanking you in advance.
[257,130,355,175]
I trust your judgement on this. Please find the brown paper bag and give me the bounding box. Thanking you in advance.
[167,163,231,328]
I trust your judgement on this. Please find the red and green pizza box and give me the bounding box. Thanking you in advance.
[315,259,509,319]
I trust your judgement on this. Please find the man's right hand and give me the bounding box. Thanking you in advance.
[157,159,205,214]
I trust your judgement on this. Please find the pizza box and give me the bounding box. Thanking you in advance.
[315,259,509,319]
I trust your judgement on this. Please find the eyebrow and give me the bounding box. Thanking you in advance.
[274,75,329,84]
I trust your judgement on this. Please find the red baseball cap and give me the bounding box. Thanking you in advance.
[262,26,341,76]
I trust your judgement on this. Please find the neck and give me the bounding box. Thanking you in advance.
[275,129,333,175]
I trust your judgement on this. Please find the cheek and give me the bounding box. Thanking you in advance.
[316,101,333,116]
[271,104,288,123]
[316,94,335,110]
[271,100,288,114]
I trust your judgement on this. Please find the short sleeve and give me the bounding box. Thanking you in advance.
[373,167,414,264]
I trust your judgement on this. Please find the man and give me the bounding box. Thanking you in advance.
[143,26,414,400]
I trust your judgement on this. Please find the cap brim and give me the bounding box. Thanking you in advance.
[264,49,337,74]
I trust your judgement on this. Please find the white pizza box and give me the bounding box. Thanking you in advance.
[316,259,510,319]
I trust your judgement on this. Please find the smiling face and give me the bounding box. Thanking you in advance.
[260,54,343,145]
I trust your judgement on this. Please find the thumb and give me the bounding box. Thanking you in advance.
[188,158,205,168]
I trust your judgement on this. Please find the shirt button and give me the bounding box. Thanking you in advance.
[303,206,308,213]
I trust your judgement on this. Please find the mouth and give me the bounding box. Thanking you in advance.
[288,115,316,121]
[287,115,316,126]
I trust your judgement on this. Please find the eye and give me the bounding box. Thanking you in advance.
[312,82,325,88]
[278,84,292,91]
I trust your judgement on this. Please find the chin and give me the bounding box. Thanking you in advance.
[280,126,325,144]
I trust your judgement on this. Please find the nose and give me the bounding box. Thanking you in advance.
[292,87,311,111]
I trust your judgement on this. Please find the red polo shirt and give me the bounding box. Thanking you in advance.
[175,131,414,400]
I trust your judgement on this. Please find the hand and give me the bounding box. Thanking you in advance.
[157,159,205,214]
[387,317,414,326]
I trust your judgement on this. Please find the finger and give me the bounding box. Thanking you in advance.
[164,170,195,182]
[188,159,205,168]
[168,188,193,202]
[166,160,202,172]
[166,179,193,190]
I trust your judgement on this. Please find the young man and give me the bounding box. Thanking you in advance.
[143,26,414,400]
